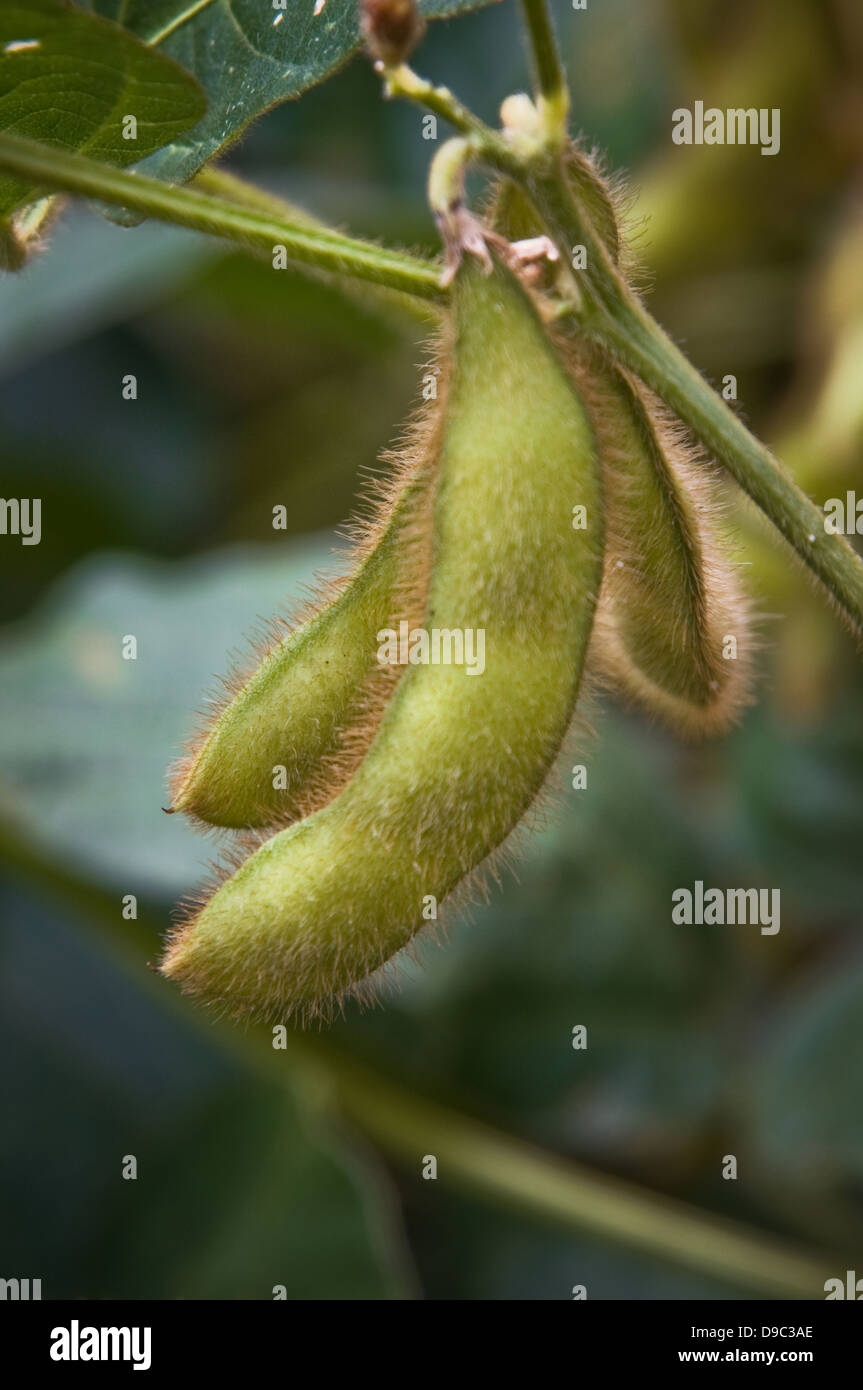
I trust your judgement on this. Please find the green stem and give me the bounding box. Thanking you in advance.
[385,63,484,137]
[292,1041,833,1300]
[0,808,839,1300]
[192,165,323,227]
[384,64,523,177]
[595,296,863,633]
[519,0,570,141]
[193,163,439,322]
[3,131,861,628]
[525,163,863,633]
[0,134,445,304]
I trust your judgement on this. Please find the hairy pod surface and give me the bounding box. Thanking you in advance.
[490,143,623,265]
[162,257,604,1020]
[170,448,437,830]
[175,153,625,835]
[573,348,752,734]
[490,165,749,735]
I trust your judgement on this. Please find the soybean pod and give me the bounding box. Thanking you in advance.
[170,444,437,830]
[489,140,625,268]
[573,349,752,733]
[490,157,750,732]
[161,256,604,1020]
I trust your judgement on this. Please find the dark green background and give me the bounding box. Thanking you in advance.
[1,0,862,1299]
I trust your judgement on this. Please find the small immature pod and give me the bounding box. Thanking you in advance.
[565,147,622,265]
[169,455,436,830]
[575,350,751,734]
[489,165,749,733]
[162,257,604,1020]
[490,142,623,265]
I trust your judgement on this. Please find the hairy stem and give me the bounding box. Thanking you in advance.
[192,163,439,321]
[0,134,444,303]
[596,296,863,634]
[2,130,860,631]
[383,64,523,176]
[524,162,863,634]
[386,52,839,622]
[191,165,323,226]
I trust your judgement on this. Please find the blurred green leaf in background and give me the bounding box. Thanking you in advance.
[1,0,863,1299]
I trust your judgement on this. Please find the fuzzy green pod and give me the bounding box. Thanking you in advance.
[170,451,436,830]
[489,159,748,733]
[490,142,623,265]
[162,256,604,1020]
[574,350,751,734]
[175,147,624,835]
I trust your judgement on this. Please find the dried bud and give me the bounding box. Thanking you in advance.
[361,0,425,67]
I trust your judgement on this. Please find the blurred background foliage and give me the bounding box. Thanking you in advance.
[1,0,862,1299]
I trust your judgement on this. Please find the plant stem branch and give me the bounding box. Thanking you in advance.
[2,131,860,629]
[385,63,483,136]
[594,296,863,633]
[519,0,570,141]
[383,64,523,176]
[525,163,863,633]
[192,163,439,321]
[191,165,323,227]
[0,809,839,1301]
[0,134,445,304]
[290,1040,833,1300]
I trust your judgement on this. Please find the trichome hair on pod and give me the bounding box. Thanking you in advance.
[570,344,754,735]
[161,254,605,1023]
[169,399,441,832]
[491,153,752,736]
[489,138,636,280]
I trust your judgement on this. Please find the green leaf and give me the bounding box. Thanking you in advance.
[0,0,206,218]
[80,0,499,184]
[0,541,336,892]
